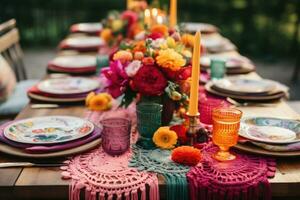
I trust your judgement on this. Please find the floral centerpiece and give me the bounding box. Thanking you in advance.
[99,24,198,124]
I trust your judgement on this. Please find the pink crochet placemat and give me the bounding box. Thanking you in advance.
[187,143,276,200]
[61,148,159,200]
[60,104,158,200]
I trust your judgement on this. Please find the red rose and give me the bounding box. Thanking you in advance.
[170,125,188,144]
[161,66,192,81]
[147,32,164,40]
[131,65,167,96]
[177,66,192,80]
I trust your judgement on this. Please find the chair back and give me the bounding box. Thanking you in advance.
[0,19,27,81]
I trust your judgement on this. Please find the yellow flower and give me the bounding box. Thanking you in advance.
[181,34,195,47]
[166,37,176,48]
[111,19,124,32]
[182,49,192,58]
[85,92,96,106]
[113,50,133,64]
[156,49,186,71]
[153,127,178,149]
[100,28,112,43]
[86,93,112,111]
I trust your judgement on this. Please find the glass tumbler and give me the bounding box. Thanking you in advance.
[199,98,228,125]
[210,58,226,80]
[100,118,131,156]
[212,108,242,161]
[136,103,162,149]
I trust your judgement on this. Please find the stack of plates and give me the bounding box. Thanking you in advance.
[59,36,104,52]
[235,117,300,157]
[47,55,97,74]
[27,77,100,103]
[181,22,218,34]
[202,34,236,53]
[205,78,287,102]
[70,23,103,35]
[0,116,101,158]
[201,54,255,75]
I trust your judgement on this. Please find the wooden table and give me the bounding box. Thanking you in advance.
[0,35,300,199]
[0,96,300,199]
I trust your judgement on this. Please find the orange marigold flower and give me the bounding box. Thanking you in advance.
[86,93,112,111]
[133,41,146,53]
[113,50,133,64]
[153,127,178,149]
[142,57,155,66]
[181,34,195,47]
[134,51,144,60]
[151,24,169,36]
[171,146,201,166]
[100,28,112,43]
[156,49,186,71]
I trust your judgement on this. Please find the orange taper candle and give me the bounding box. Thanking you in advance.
[188,31,201,116]
[169,0,177,28]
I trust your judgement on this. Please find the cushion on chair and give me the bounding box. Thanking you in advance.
[0,55,17,101]
[0,79,38,116]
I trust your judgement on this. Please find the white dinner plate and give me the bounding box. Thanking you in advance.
[37,77,99,95]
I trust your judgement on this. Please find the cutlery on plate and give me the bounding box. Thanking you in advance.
[226,97,278,107]
[0,162,66,168]
[30,104,60,109]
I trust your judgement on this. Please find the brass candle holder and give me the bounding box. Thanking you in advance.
[186,112,200,146]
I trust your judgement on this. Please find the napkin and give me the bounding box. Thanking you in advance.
[0,121,101,153]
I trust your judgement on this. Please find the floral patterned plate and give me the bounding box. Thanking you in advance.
[239,117,300,144]
[4,116,94,144]
[37,77,99,95]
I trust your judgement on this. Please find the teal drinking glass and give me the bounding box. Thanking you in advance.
[136,103,162,149]
[210,58,226,80]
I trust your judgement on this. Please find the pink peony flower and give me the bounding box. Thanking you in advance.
[101,60,129,98]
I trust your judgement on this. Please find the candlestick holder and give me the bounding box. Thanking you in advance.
[186,112,200,146]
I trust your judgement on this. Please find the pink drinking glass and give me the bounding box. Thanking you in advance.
[100,118,131,156]
[199,98,228,125]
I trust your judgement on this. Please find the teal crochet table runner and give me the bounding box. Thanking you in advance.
[129,145,190,200]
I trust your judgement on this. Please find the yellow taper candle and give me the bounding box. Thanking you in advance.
[169,0,177,28]
[127,0,132,9]
[188,31,201,116]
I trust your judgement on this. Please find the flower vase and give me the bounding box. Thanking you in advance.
[136,102,163,149]
[162,96,176,125]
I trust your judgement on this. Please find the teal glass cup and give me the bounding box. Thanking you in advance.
[210,59,226,80]
[136,103,162,149]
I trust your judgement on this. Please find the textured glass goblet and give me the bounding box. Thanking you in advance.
[212,108,242,161]
[199,98,227,125]
[136,103,162,149]
[100,118,131,156]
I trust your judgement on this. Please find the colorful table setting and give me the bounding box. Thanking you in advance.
[1,1,300,200]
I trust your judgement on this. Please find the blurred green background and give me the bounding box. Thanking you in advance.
[0,0,299,59]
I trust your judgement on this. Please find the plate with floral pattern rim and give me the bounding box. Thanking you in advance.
[37,77,99,95]
[4,116,94,144]
[239,117,300,144]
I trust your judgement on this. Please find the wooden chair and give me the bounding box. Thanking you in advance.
[0,19,27,81]
[0,19,38,119]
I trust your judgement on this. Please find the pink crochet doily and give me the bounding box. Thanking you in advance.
[61,104,158,200]
[187,143,276,200]
[61,149,158,200]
